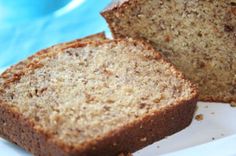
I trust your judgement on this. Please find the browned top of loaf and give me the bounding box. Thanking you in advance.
[103,0,130,11]
[0,38,197,154]
[0,32,106,86]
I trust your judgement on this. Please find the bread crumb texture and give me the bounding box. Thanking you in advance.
[0,40,194,146]
[195,114,204,121]
[230,101,236,107]
[103,0,236,103]
[118,153,133,156]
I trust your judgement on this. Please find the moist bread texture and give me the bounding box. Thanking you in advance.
[0,35,197,156]
[102,0,236,103]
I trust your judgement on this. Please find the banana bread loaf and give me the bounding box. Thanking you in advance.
[102,0,236,104]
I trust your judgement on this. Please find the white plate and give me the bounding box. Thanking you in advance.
[1,68,236,156]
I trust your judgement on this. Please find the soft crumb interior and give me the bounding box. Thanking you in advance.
[105,0,236,102]
[1,41,193,145]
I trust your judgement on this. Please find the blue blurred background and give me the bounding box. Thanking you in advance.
[0,0,111,69]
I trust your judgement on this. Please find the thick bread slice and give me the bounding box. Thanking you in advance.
[0,36,197,156]
[102,0,236,104]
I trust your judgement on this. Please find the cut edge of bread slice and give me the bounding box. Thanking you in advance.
[0,34,198,156]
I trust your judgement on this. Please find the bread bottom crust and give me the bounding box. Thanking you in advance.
[0,97,197,156]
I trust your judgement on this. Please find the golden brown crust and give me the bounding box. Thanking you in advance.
[103,0,130,12]
[101,0,137,39]
[0,32,106,87]
[0,37,198,156]
[0,103,67,156]
[0,96,197,156]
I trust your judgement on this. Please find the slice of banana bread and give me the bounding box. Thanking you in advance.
[0,36,197,156]
[102,0,236,104]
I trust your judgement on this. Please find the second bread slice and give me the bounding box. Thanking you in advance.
[101,0,236,103]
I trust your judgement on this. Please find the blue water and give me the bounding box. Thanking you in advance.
[0,0,111,68]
